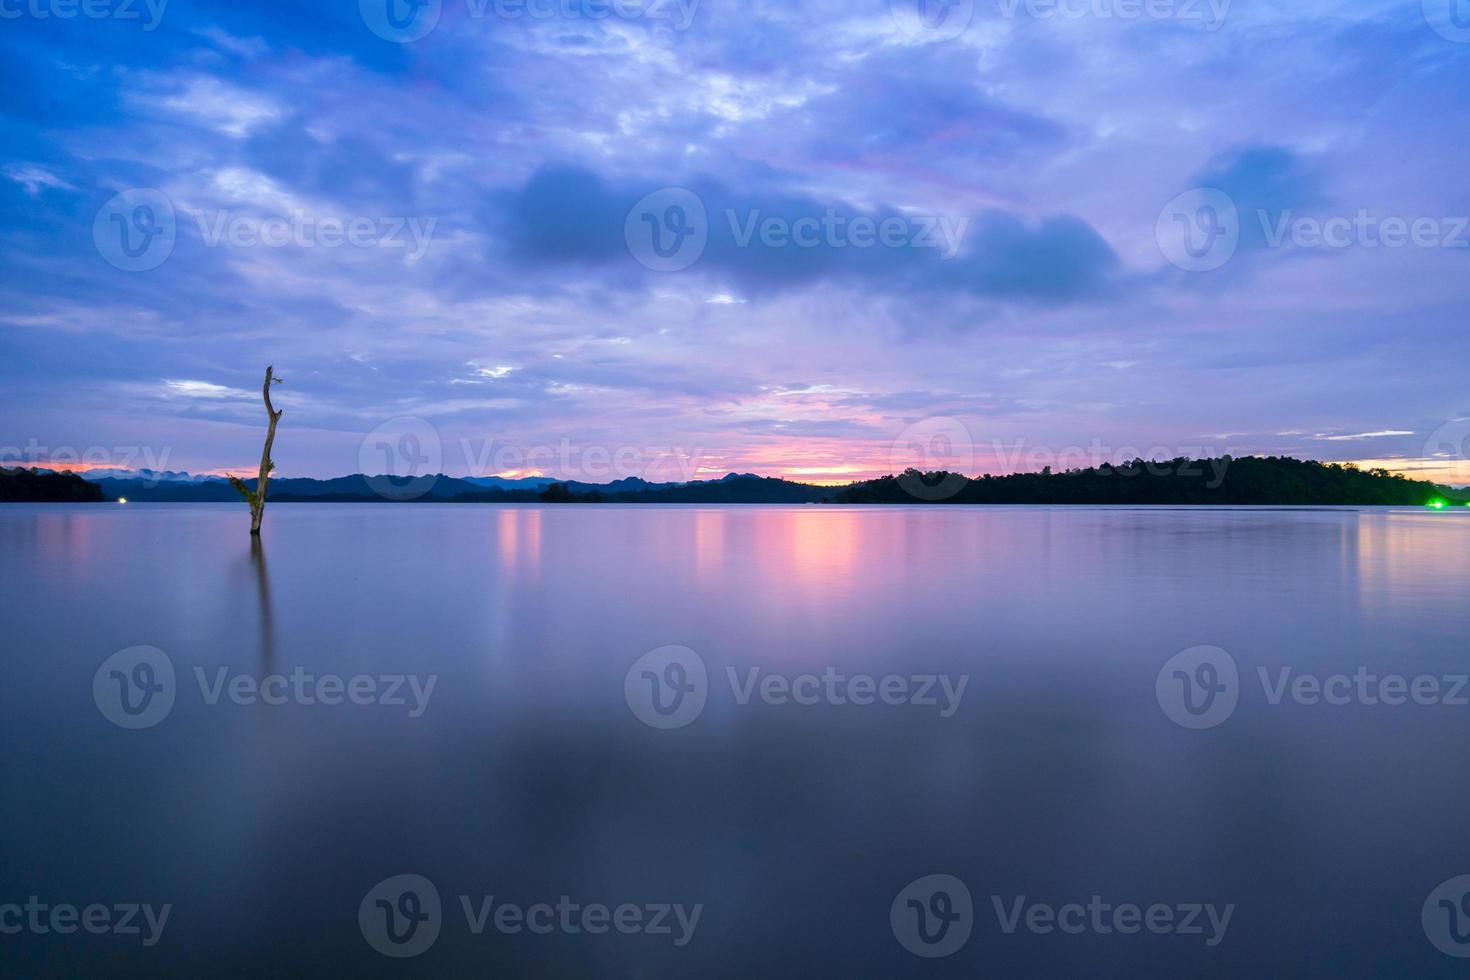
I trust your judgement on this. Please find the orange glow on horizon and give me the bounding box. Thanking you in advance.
[1343,457,1470,488]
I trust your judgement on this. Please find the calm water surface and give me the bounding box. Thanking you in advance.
[3,503,1470,977]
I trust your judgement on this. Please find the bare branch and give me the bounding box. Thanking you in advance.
[227,475,257,506]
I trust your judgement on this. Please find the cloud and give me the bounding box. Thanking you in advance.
[142,75,282,138]
[1312,430,1415,441]
[495,165,1121,304]
[3,164,73,195]
[1191,144,1329,253]
[162,380,253,399]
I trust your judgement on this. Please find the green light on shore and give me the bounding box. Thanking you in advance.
[1428,500,1447,509]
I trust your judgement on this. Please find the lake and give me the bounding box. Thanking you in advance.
[3,503,1470,977]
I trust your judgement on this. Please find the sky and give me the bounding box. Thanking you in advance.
[2,0,1469,484]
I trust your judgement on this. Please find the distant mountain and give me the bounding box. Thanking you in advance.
[30,467,215,484]
[90,473,498,502]
[582,475,828,503]
[462,475,557,491]
[20,456,1462,506]
[0,467,106,502]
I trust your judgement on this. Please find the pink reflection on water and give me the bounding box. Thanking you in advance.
[497,506,542,581]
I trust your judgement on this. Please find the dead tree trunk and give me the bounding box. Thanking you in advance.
[228,366,283,536]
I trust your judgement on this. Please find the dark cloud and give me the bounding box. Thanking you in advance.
[495,165,1120,304]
